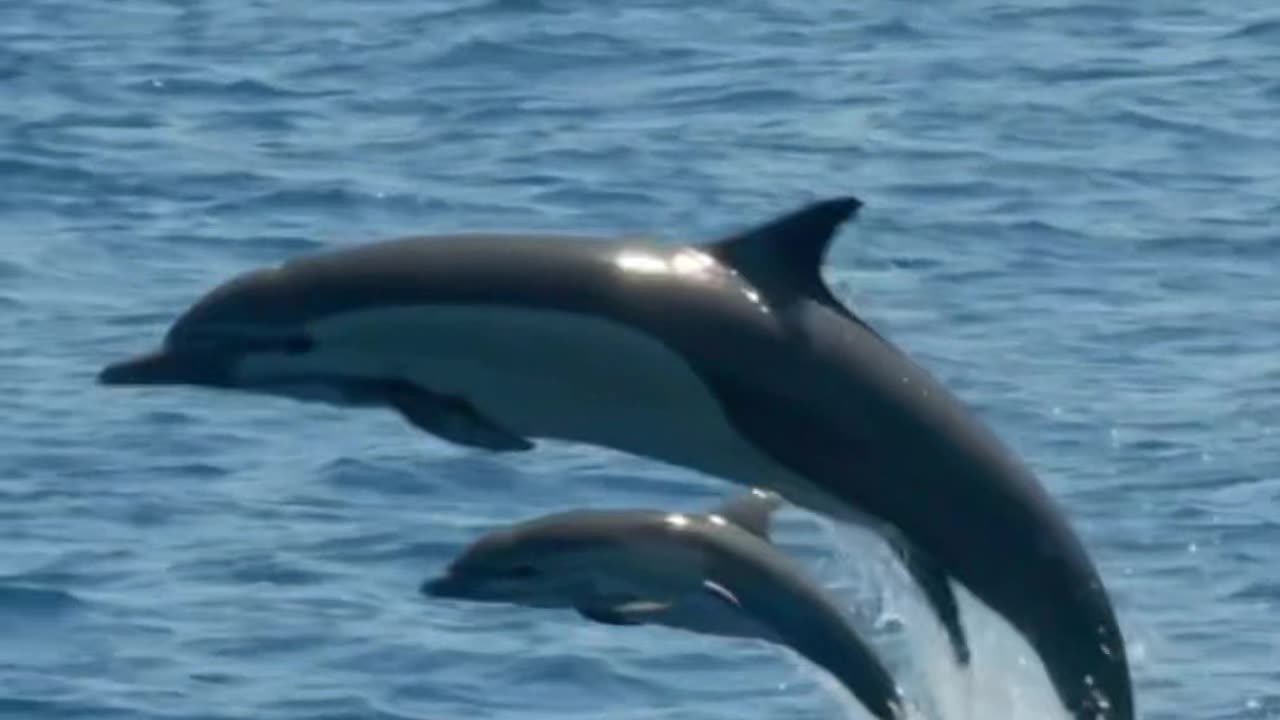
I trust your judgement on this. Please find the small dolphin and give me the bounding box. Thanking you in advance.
[98,196,1132,718]
[423,490,908,720]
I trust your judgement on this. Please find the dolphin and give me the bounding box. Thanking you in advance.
[97,196,1133,718]
[422,490,908,720]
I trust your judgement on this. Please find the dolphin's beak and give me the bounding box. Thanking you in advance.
[98,348,231,387]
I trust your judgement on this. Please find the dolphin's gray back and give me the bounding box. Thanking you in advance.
[167,233,763,341]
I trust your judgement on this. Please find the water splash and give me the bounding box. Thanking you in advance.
[821,522,1073,720]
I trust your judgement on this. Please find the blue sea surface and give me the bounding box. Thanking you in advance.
[2,1,1278,718]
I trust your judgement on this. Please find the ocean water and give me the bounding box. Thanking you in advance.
[2,0,1278,718]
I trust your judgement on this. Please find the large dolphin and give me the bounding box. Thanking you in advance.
[98,196,1133,718]
[423,489,908,719]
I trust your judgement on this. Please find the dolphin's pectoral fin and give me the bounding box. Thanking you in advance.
[379,380,533,453]
[577,604,643,626]
[576,597,670,626]
[645,582,772,642]
[885,533,970,666]
[624,582,772,643]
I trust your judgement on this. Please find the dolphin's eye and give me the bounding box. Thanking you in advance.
[280,334,314,354]
[505,565,538,579]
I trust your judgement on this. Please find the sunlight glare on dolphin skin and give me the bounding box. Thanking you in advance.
[613,249,771,314]
[664,512,692,528]
[614,249,718,279]
[671,249,717,276]
[615,251,671,275]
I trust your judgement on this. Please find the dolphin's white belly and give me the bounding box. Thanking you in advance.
[237,305,836,509]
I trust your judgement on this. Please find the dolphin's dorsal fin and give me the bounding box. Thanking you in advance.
[708,196,862,309]
[708,489,784,540]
